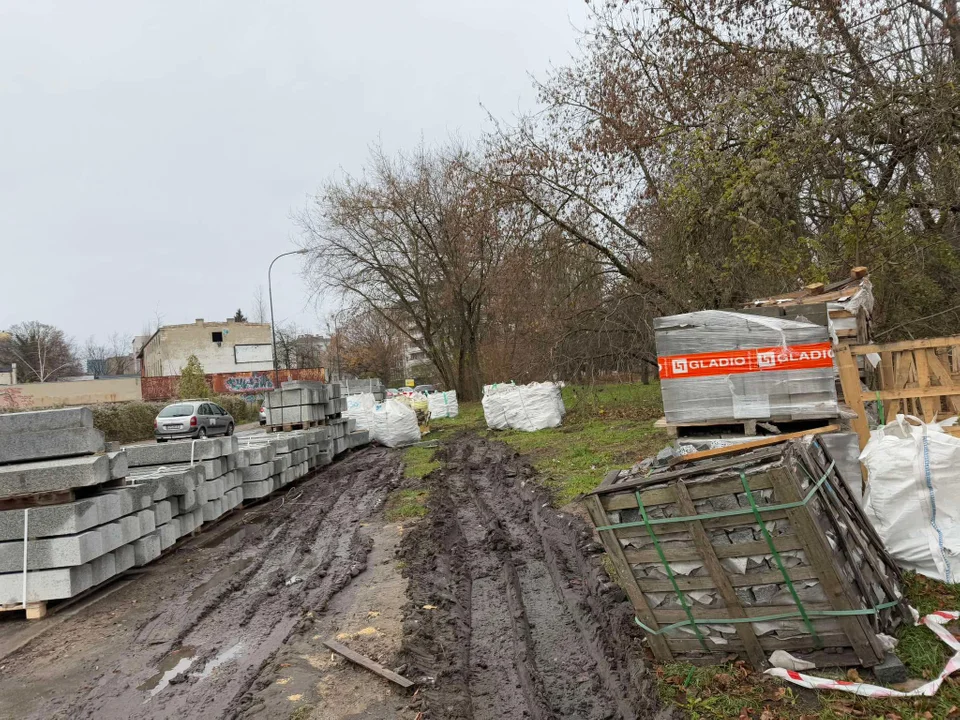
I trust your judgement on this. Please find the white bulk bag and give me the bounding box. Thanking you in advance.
[428,390,459,419]
[344,392,377,431]
[371,399,421,448]
[860,414,960,582]
[481,382,565,432]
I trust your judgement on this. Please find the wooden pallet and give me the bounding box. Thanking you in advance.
[0,601,47,620]
[654,416,839,440]
[265,420,320,433]
[837,336,960,452]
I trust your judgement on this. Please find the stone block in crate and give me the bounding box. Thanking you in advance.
[586,437,911,669]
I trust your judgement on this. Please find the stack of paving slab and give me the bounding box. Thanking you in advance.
[124,435,243,551]
[0,408,152,608]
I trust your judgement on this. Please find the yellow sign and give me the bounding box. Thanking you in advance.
[405,378,415,387]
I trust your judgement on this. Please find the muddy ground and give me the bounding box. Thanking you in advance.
[0,435,667,720]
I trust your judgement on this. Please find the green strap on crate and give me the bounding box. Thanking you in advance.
[634,489,709,651]
[634,599,901,635]
[594,468,833,532]
[876,390,885,425]
[739,468,821,646]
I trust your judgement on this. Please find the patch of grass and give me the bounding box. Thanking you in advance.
[384,489,430,522]
[402,445,441,479]
[288,706,313,720]
[656,573,960,719]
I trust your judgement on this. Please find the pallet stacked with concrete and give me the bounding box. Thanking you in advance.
[0,409,151,616]
[265,384,330,430]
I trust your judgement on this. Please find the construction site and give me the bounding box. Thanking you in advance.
[2,268,960,720]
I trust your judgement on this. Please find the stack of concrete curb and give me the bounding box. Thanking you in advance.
[0,409,143,611]
[0,401,373,617]
[125,436,241,548]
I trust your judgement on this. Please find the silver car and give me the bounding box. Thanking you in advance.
[154,400,235,442]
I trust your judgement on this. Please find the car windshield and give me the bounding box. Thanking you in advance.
[158,404,195,418]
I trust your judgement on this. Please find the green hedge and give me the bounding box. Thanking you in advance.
[92,396,258,443]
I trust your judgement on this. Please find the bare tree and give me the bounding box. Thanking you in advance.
[2,322,80,382]
[251,286,268,324]
[108,332,133,375]
[83,336,109,376]
[302,142,514,400]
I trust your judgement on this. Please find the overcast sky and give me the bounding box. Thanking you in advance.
[0,0,587,352]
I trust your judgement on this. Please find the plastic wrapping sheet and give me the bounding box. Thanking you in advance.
[427,390,459,419]
[482,382,565,432]
[655,311,839,424]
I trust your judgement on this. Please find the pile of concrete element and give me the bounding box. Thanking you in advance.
[263,381,369,455]
[0,402,370,616]
[341,377,386,402]
[588,435,912,670]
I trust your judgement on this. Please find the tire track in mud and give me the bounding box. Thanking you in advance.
[5,447,402,720]
[399,435,668,720]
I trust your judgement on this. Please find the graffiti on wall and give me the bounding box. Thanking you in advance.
[223,373,274,393]
[0,387,28,411]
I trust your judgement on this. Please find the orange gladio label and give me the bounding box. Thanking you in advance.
[658,342,834,380]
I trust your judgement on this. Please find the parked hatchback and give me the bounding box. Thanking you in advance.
[154,400,235,442]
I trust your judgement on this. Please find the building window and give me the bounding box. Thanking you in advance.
[211,331,223,343]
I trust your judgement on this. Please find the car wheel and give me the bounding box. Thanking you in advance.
[156,438,167,443]
[197,428,207,438]
[226,423,234,436]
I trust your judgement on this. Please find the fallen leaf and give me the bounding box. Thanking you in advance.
[884,713,902,720]
[763,686,786,702]
[738,708,754,720]
[422,605,438,610]
[276,678,291,685]
[946,706,960,717]
[288,694,303,702]
[356,626,377,636]
[760,708,775,720]
[714,673,733,687]
[847,668,863,683]
[367,611,381,618]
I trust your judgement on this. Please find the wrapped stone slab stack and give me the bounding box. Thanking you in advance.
[0,408,147,611]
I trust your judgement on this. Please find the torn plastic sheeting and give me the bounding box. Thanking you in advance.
[767,611,960,697]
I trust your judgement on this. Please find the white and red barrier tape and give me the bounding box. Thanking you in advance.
[765,611,960,698]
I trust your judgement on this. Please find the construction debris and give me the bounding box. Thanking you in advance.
[586,435,912,669]
[322,638,414,688]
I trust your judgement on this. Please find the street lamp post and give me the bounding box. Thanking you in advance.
[268,249,309,389]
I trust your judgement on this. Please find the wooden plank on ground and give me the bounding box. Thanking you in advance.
[323,638,414,688]
[668,425,839,467]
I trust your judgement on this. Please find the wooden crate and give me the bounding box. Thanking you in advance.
[586,438,911,669]
[836,335,960,450]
